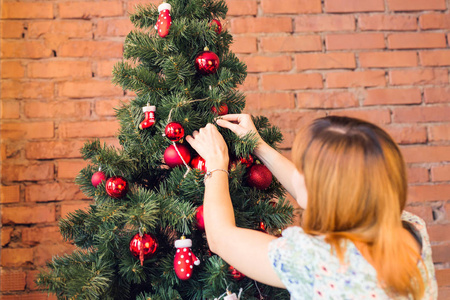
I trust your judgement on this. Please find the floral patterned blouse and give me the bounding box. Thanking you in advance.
[268,211,438,299]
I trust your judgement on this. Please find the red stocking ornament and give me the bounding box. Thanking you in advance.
[174,236,200,280]
[154,2,172,38]
[139,103,156,130]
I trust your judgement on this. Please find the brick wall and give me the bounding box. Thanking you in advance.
[1,0,449,298]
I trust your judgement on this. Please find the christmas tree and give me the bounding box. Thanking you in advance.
[37,0,294,299]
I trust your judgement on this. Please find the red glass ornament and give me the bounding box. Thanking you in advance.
[105,176,128,198]
[195,47,220,75]
[239,154,254,168]
[129,233,158,266]
[165,122,185,142]
[229,265,245,281]
[139,104,156,130]
[247,164,272,190]
[195,205,205,231]
[164,143,191,168]
[190,155,207,173]
[209,19,222,34]
[257,221,267,233]
[91,171,106,187]
[211,104,228,116]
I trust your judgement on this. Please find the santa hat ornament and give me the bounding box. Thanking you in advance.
[173,236,200,280]
[154,2,172,38]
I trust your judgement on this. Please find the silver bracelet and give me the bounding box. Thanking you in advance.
[204,168,229,181]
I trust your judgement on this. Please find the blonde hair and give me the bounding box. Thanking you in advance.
[292,116,424,299]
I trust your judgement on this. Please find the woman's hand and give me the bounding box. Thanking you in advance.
[185,123,229,170]
[215,114,264,146]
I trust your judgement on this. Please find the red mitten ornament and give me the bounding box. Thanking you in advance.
[174,236,200,280]
[154,2,172,38]
[139,104,156,130]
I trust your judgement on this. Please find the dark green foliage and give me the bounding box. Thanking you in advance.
[38,0,293,299]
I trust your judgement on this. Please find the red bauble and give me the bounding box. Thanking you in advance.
[195,205,205,231]
[239,154,254,168]
[195,47,220,75]
[229,265,245,281]
[164,143,191,168]
[190,155,207,173]
[211,104,228,116]
[139,104,156,130]
[91,171,106,187]
[209,19,222,34]
[165,122,185,142]
[129,233,158,266]
[257,221,268,234]
[105,176,128,198]
[247,164,272,190]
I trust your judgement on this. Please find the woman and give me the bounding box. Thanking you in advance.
[186,114,437,299]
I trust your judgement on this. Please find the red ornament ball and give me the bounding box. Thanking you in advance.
[165,122,185,142]
[209,19,222,34]
[105,176,128,198]
[164,143,191,168]
[129,233,158,265]
[239,154,254,168]
[190,155,207,173]
[229,265,245,281]
[195,48,220,75]
[211,104,228,116]
[247,164,272,190]
[195,205,205,231]
[91,171,106,187]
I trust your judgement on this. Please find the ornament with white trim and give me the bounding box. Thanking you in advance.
[154,2,172,38]
[139,103,156,130]
[173,236,200,280]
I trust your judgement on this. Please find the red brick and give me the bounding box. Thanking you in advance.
[1,122,54,140]
[34,243,76,267]
[22,226,64,246]
[127,0,159,13]
[394,106,450,124]
[59,120,120,138]
[230,36,257,54]
[1,41,53,59]
[326,70,386,88]
[401,145,450,163]
[326,33,385,50]
[0,248,34,267]
[295,15,355,32]
[26,270,41,291]
[325,0,384,12]
[1,163,54,182]
[436,269,450,286]
[408,184,450,202]
[1,81,54,100]
[28,61,92,78]
[262,0,321,14]
[242,55,292,73]
[60,202,91,218]
[96,19,133,37]
[238,75,258,91]
[1,101,20,119]
[1,2,53,19]
[230,17,292,34]
[387,0,446,11]
[296,91,358,109]
[359,51,417,68]
[296,53,355,70]
[359,15,417,31]
[0,20,25,38]
[406,167,429,183]
[278,130,296,150]
[1,61,25,78]
[25,141,85,160]
[1,293,57,300]
[424,87,450,104]
[428,225,450,242]
[96,60,121,77]
[420,50,450,67]
[59,1,123,18]
[266,111,327,130]
[364,88,421,106]
[95,99,123,116]
[429,124,450,142]
[404,205,433,223]
[431,165,450,182]
[245,93,295,111]
[0,271,26,291]
[420,13,450,30]
[26,182,85,202]
[59,41,123,58]
[389,69,448,86]
[384,125,427,145]
[261,35,321,52]
[388,33,447,49]
[2,205,56,225]
[329,109,392,125]
[262,73,323,91]
[227,0,258,16]
[28,21,92,39]
[24,101,91,119]
[431,244,450,263]
[1,227,14,247]
[58,80,123,98]
[58,160,89,179]
[0,185,20,203]
[439,287,450,299]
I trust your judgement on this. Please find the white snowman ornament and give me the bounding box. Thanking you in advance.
[173,236,200,280]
